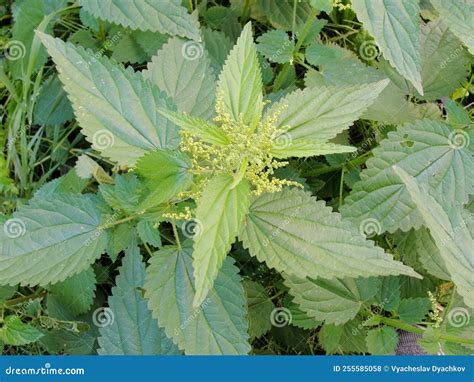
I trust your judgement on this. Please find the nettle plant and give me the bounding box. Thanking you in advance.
[0,0,473,355]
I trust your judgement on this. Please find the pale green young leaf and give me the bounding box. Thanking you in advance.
[49,267,96,316]
[284,276,380,325]
[144,245,250,355]
[393,166,474,308]
[217,22,263,126]
[342,120,474,233]
[430,0,474,55]
[193,175,251,307]
[240,188,419,281]
[37,32,179,167]
[0,194,108,286]
[77,0,200,40]
[351,0,423,94]
[271,139,356,159]
[366,327,398,355]
[1,317,44,346]
[304,43,439,125]
[267,80,389,142]
[158,109,229,145]
[144,38,216,120]
[136,149,193,209]
[98,245,179,355]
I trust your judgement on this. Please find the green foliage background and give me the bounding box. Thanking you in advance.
[0,0,472,356]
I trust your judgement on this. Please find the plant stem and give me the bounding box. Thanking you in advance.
[304,151,371,177]
[99,213,143,230]
[171,221,182,250]
[294,8,319,53]
[377,316,474,346]
[4,291,47,307]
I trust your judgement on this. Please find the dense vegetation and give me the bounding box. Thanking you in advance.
[0,0,472,355]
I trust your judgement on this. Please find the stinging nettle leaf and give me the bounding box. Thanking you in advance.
[266,80,389,142]
[285,275,380,325]
[217,22,263,126]
[158,109,229,146]
[430,0,474,55]
[398,297,432,324]
[144,244,250,355]
[310,0,333,13]
[77,0,200,41]
[342,120,474,233]
[256,0,314,31]
[37,31,180,167]
[33,74,74,126]
[393,166,474,308]
[303,43,441,125]
[49,267,96,316]
[1,317,44,346]
[240,188,420,282]
[417,19,471,101]
[0,194,108,286]
[144,37,217,121]
[98,245,179,355]
[193,175,251,307]
[256,30,295,64]
[136,149,193,209]
[366,326,398,355]
[352,0,423,94]
[271,140,356,159]
[243,280,275,339]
